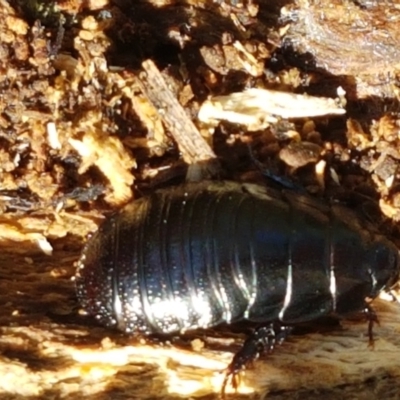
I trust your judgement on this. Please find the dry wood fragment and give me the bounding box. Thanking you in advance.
[285,0,400,98]
[286,0,400,76]
[139,59,216,164]
[69,131,136,205]
[198,88,345,130]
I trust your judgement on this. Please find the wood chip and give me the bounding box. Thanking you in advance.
[139,60,216,164]
[198,88,346,131]
[69,131,135,205]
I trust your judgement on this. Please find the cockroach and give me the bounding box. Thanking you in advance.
[75,180,400,397]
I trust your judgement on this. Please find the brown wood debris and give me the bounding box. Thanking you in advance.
[139,59,216,164]
[285,0,400,98]
[1,0,400,399]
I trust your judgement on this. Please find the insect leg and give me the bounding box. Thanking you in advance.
[221,323,292,398]
[364,304,379,347]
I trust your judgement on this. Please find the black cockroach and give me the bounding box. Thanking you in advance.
[75,180,400,396]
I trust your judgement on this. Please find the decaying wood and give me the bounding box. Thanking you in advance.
[198,88,346,130]
[139,60,216,164]
[1,247,400,399]
[2,0,400,399]
[286,0,400,98]
[286,0,400,75]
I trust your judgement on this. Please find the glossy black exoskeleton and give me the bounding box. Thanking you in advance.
[75,180,400,396]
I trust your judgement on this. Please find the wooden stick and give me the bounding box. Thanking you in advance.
[139,60,216,164]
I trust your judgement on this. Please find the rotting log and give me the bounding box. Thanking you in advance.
[1,248,400,399]
[1,0,400,398]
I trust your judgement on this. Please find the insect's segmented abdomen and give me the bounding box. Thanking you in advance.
[76,181,400,334]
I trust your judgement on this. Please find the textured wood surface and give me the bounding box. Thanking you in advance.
[2,0,400,398]
[1,248,400,399]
